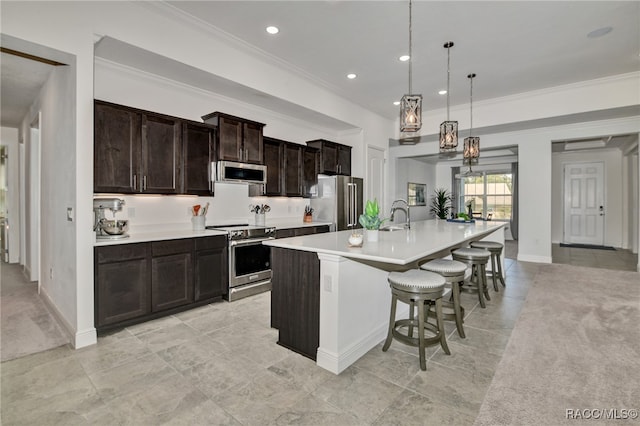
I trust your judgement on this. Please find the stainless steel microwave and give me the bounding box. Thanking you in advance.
[212,161,267,185]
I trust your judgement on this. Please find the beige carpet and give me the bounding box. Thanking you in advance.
[475,264,640,425]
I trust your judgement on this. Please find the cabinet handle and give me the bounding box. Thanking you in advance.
[143,175,147,191]
[245,148,249,161]
[133,174,137,191]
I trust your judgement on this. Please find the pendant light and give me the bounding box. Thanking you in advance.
[399,0,422,136]
[439,41,458,154]
[463,73,480,165]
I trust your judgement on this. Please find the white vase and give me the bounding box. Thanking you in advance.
[366,229,379,242]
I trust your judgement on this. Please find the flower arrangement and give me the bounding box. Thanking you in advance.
[359,199,386,230]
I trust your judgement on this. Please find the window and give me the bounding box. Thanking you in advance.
[457,172,512,220]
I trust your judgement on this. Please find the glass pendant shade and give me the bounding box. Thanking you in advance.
[463,136,480,164]
[400,94,422,132]
[439,120,458,152]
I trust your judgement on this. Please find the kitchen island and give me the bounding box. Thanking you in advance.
[264,219,505,374]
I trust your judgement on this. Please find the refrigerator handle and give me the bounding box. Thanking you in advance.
[347,183,357,227]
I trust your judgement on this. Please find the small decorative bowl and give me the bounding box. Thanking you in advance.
[348,233,363,247]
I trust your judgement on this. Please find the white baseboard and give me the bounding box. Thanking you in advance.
[40,288,97,349]
[517,253,552,263]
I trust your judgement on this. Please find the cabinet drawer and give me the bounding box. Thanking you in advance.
[96,243,148,264]
[151,239,193,256]
[195,235,227,251]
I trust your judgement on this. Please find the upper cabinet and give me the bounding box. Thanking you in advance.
[94,101,141,193]
[183,121,216,196]
[94,100,214,196]
[305,139,351,176]
[202,112,265,165]
[263,137,317,198]
[141,113,182,194]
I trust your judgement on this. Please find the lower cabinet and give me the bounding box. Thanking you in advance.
[194,236,228,301]
[95,235,227,332]
[275,225,331,239]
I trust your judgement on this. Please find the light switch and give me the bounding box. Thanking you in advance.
[66,207,73,222]
[323,275,332,292]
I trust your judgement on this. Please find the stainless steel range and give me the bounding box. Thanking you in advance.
[206,223,276,301]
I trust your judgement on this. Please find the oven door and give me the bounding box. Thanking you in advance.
[229,237,273,288]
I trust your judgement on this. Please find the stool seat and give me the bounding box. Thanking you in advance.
[388,269,446,291]
[468,240,503,250]
[383,269,449,370]
[451,247,491,261]
[470,241,506,290]
[419,259,467,276]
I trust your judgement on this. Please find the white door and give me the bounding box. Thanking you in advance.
[563,162,604,245]
[366,145,385,207]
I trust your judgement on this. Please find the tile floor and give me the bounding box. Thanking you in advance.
[2,259,538,425]
[1,241,636,425]
[551,243,638,271]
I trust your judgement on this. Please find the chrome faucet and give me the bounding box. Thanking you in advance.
[390,199,411,229]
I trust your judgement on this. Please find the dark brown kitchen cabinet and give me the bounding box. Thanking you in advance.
[275,225,330,239]
[95,235,228,333]
[151,239,193,312]
[284,143,303,196]
[94,243,151,328]
[194,235,228,301]
[94,101,141,193]
[142,113,182,194]
[202,112,265,165]
[302,147,319,198]
[183,121,215,195]
[94,100,183,194]
[306,139,352,176]
[264,137,284,196]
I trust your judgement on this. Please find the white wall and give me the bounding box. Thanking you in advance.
[0,127,20,263]
[551,149,624,246]
[392,158,435,223]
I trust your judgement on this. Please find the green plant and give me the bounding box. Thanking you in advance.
[457,212,471,221]
[430,188,451,219]
[359,199,386,230]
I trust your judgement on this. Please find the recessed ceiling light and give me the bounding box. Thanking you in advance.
[347,73,357,79]
[399,55,410,62]
[587,26,612,38]
[266,26,279,35]
[438,90,447,95]
[393,101,400,106]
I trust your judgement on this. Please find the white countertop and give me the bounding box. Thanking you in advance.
[93,219,333,246]
[263,219,506,265]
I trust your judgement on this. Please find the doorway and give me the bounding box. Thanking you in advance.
[563,161,604,245]
[366,145,385,207]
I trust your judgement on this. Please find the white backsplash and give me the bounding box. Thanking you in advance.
[99,183,312,232]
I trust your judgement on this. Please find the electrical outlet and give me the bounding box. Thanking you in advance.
[66,207,73,222]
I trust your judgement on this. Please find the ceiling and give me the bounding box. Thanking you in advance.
[2,1,638,154]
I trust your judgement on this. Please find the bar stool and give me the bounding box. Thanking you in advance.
[470,241,506,291]
[420,259,467,338]
[451,247,491,308]
[382,269,450,371]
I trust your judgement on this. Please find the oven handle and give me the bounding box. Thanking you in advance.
[229,237,275,247]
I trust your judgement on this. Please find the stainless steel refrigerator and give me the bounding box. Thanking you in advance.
[310,175,363,231]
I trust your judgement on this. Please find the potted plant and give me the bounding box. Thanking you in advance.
[430,188,451,220]
[359,198,385,242]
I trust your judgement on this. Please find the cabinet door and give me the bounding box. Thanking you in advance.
[94,101,141,193]
[264,138,283,196]
[95,244,150,328]
[218,116,243,162]
[284,143,303,197]
[243,122,264,164]
[337,145,352,176]
[320,143,339,175]
[302,147,319,198]
[183,122,214,195]
[194,236,228,301]
[142,114,182,194]
[151,239,194,312]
